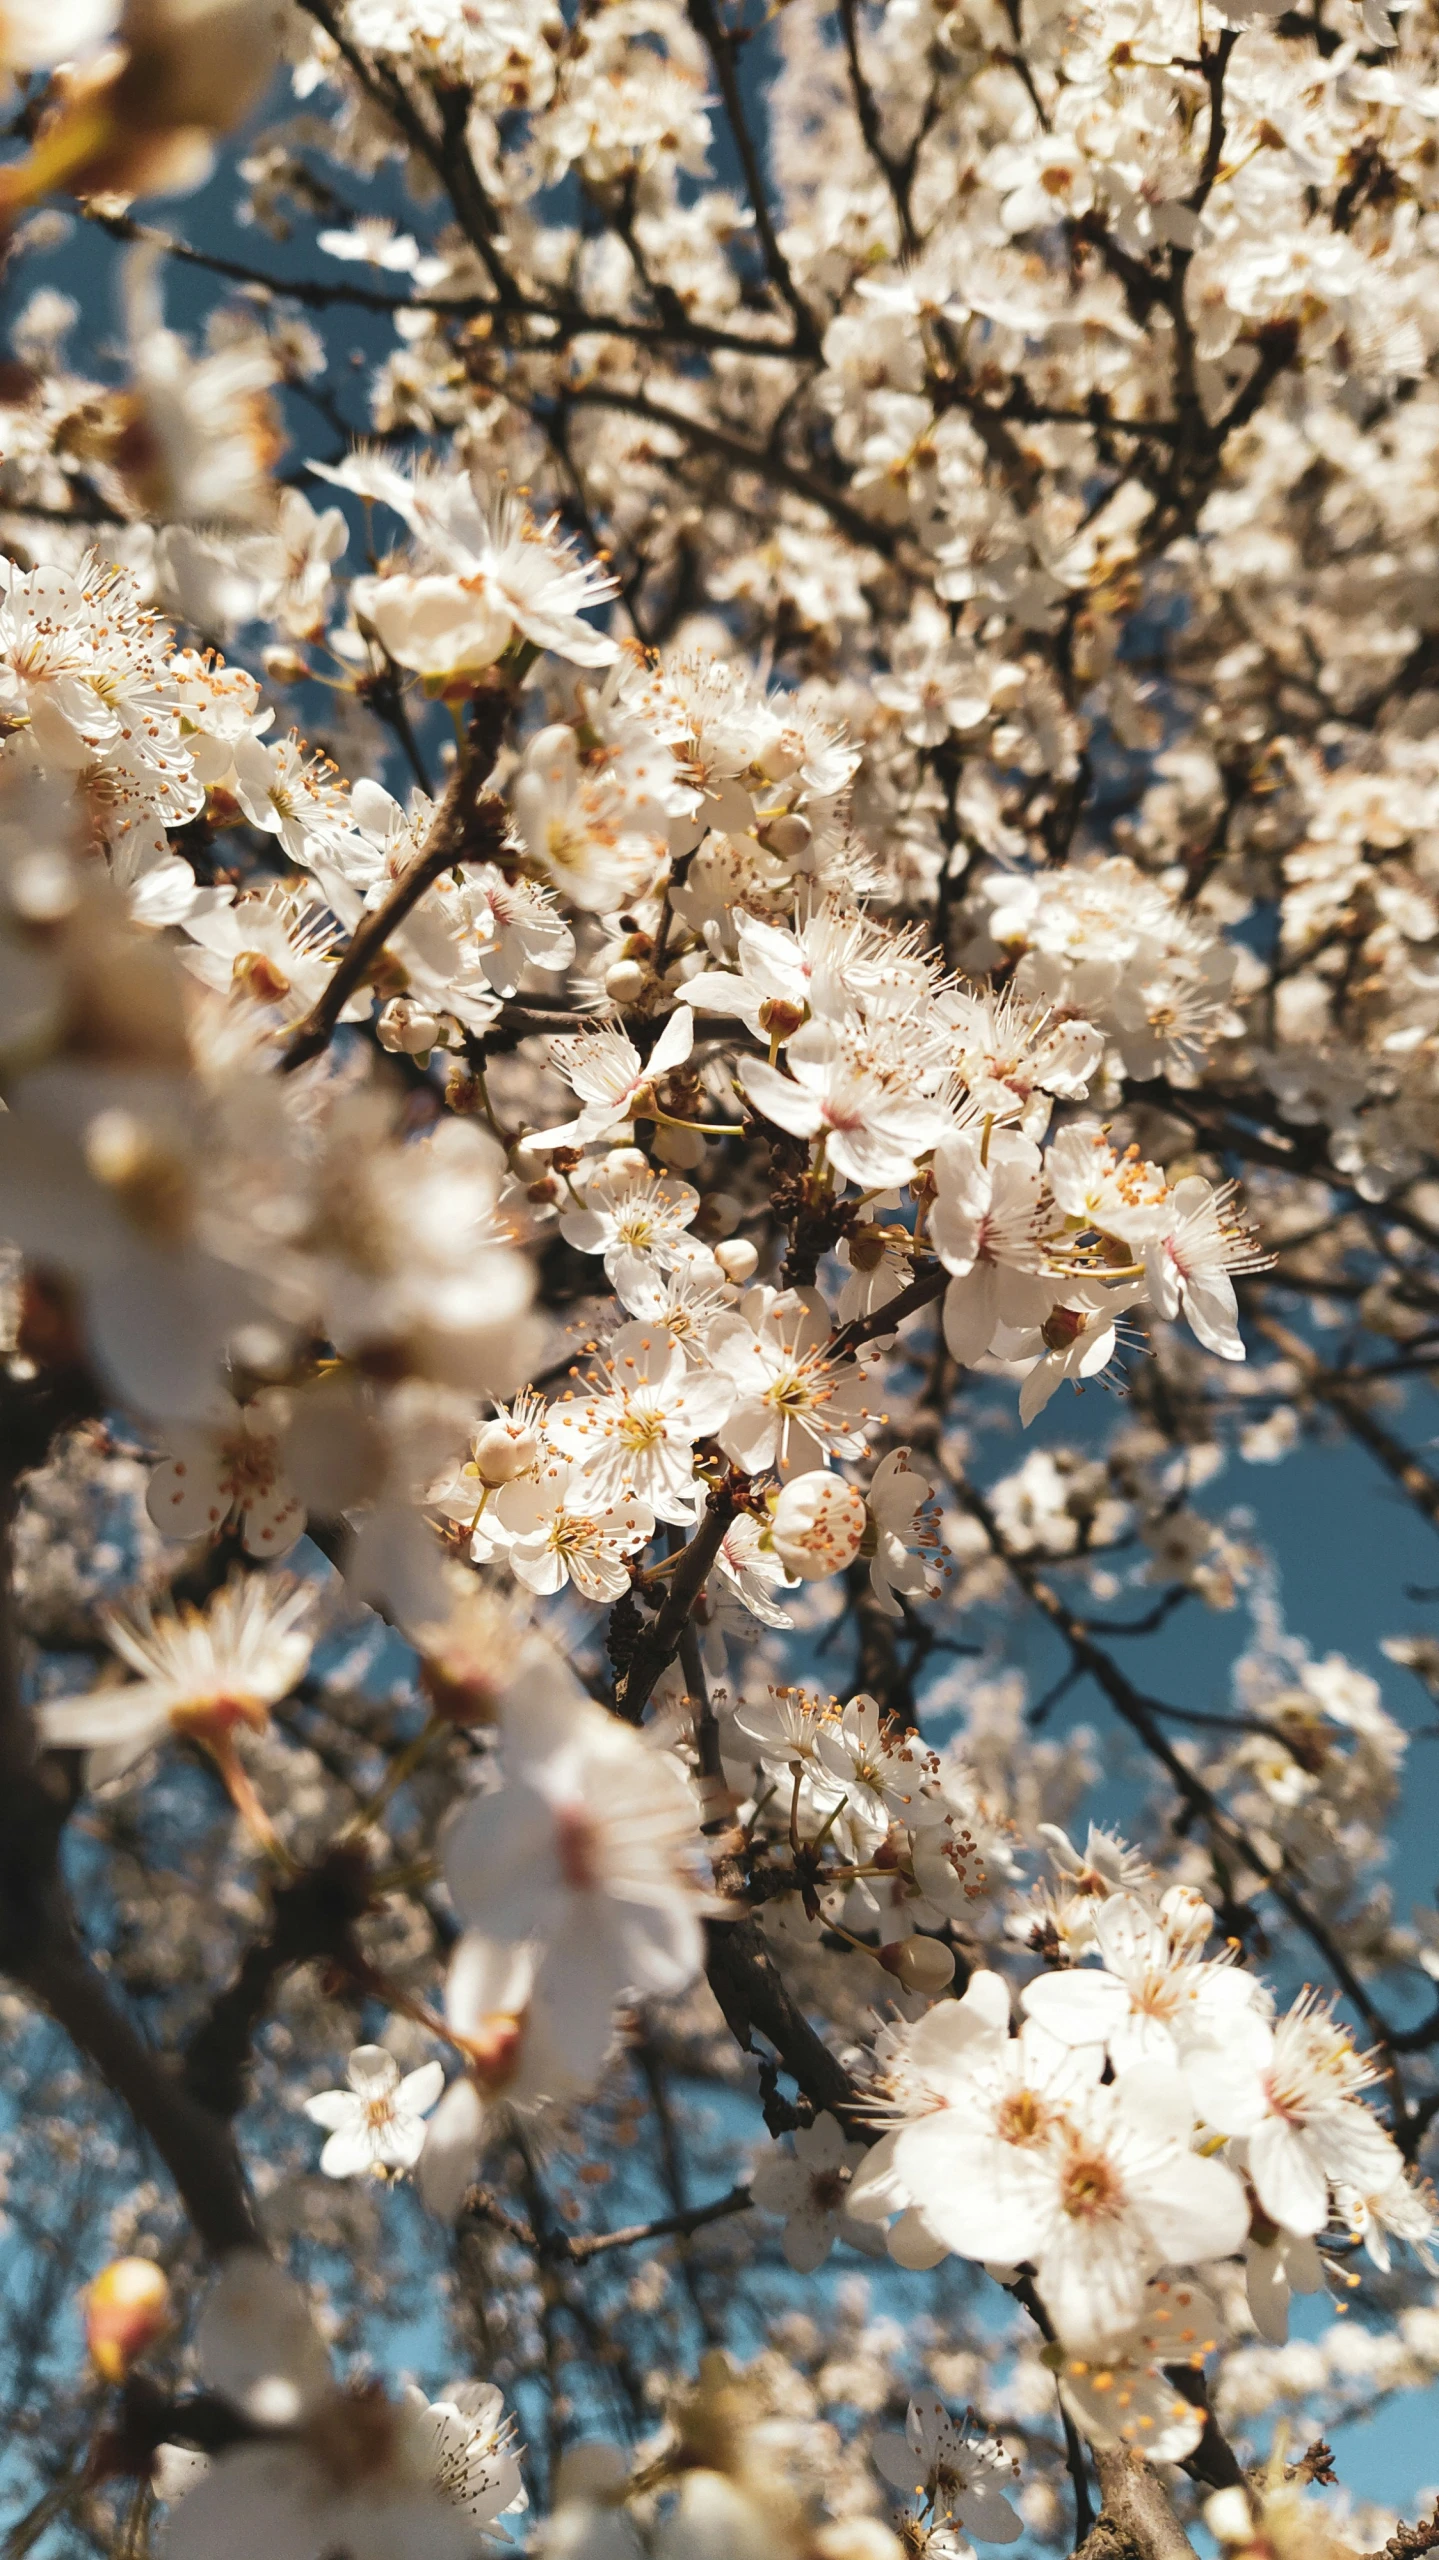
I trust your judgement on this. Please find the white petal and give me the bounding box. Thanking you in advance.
[1021,1968,1130,2050]
[1248,2118,1329,2237]
[398,2060,446,2120]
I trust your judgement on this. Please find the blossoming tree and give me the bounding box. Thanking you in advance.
[4,1,1439,2554]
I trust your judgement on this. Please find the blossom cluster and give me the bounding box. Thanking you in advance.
[4,0,1439,2554]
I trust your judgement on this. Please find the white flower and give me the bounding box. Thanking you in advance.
[892,2042,1248,2351]
[559,1167,707,1302]
[1051,2277,1224,2463]
[405,2381,527,2539]
[543,1322,734,1524]
[1143,1178,1269,1362]
[166,2256,483,2560]
[531,1008,695,1150]
[296,1098,536,1396]
[930,1130,1057,1368]
[711,1287,878,1477]
[1243,2226,1324,2343]
[704,1513,795,1634]
[1186,1991,1403,2238]
[303,2045,445,2180]
[1020,1892,1264,2074]
[419,1938,586,2221]
[469,866,575,996]
[335,467,619,677]
[179,883,349,1028]
[0,1063,263,1422]
[146,1395,305,1559]
[512,725,660,914]
[740,1023,950,1190]
[493,1460,654,1603]
[866,1448,942,1617]
[750,2112,869,2272]
[1006,1286,1144,1428]
[812,1691,914,1847]
[770,1471,867,1577]
[443,1670,708,2082]
[240,488,349,642]
[318,218,425,272]
[229,733,356,870]
[873,2394,1021,2543]
[0,0,117,72]
[35,1574,315,1783]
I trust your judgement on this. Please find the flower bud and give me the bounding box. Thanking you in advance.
[1159,1884,1214,1950]
[85,2258,170,2383]
[9,848,78,926]
[471,1418,540,1485]
[884,1936,956,1995]
[653,1123,706,1170]
[262,644,312,685]
[604,958,647,1004]
[764,812,812,859]
[758,995,806,1041]
[715,1238,758,1284]
[602,1147,651,1180]
[377,995,444,1056]
[771,1473,866,1578]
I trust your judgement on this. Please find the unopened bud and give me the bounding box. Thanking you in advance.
[9,848,78,927]
[653,1123,706,1170]
[845,1222,888,1274]
[764,812,812,859]
[262,645,312,685]
[377,995,444,1056]
[771,1472,866,1578]
[715,1237,758,1284]
[86,2259,170,2383]
[604,958,647,1004]
[1041,1305,1088,1352]
[601,1147,651,1180]
[757,995,806,1041]
[471,1419,540,1485]
[884,1936,956,1995]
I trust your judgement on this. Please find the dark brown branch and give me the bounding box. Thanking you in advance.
[183,1847,373,2118]
[1074,2448,1201,2560]
[85,206,805,363]
[954,1481,1409,2104]
[684,0,821,352]
[555,383,897,562]
[15,1933,260,2256]
[704,1910,868,2131]
[836,0,919,253]
[281,689,510,1074]
[1256,1310,1439,1537]
[565,2181,752,2261]
[1373,2500,1439,2560]
[829,1261,948,1361]
[617,1486,738,1719]
[0,1454,260,2257]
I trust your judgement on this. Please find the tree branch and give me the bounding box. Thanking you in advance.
[281,688,510,1074]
